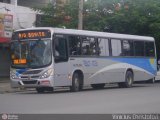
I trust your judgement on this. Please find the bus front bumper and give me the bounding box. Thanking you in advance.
[10,78,54,89]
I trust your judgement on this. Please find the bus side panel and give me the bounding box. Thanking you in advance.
[53,61,71,87]
[87,61,126,84]
[68,57,156,87]
[111,58,157,82]
[71,58,125,85]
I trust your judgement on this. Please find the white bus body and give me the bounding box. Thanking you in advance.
[10,27,157,92]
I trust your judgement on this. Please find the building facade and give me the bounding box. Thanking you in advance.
[0,2,36,77]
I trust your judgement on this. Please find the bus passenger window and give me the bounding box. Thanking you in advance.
[145,42,155,57]
[54,36,68,62]
[122,40,134,56]
[134,41,144,56]
[90,38,97,55]
[111,39,122,56]
[97,38,109,56]
[82,38,90,55]
[81,37,97,56]
[68,36,81,55]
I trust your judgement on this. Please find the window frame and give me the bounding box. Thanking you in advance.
[144,41,155,57]
[111,39,123,57]
[54,33,156,59]
[134,40,145,57]
[53,34,69,63]
[121,39,134,57]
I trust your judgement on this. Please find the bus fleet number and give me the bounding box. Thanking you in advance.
[83,60,98,67]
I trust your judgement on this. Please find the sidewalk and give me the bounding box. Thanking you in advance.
[0,77,13,93]
[0,77,33,93]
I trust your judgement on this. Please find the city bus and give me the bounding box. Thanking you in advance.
[10,27,157,93]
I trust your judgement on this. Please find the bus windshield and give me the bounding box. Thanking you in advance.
[11,40,52,68]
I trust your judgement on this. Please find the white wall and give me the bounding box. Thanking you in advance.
[0,3,37,31]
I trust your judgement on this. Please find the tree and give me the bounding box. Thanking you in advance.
[83,0,160,58]
[33,0,160,58]
[33,3,56,27]
[33,0,79,28]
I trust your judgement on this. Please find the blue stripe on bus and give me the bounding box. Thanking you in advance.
[16,69,27,76]
[111,58,157,75]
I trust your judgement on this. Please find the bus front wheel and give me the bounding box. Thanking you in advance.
[70,73,81,92]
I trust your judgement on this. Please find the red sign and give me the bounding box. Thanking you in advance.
[0,13,13,43]
[0,37,10,43]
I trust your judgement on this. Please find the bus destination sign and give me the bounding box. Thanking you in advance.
[12,30,51,40]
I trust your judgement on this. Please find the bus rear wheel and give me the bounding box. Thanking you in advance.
[118,71,133,88]
[91,83,105,89]
[70,73,81,92]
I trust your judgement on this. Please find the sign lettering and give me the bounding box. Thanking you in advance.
[12,30,51,40]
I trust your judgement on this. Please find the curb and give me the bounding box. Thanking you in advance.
[0,88,23,94]
[0,85,13,94]
[0,81,17,94]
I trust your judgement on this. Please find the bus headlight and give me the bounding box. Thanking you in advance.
[10,71,19,79]
[40,69,54,79]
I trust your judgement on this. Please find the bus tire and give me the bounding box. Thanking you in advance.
[70,73,81,92]
[36,87,45,93]
[91,83,105,89]
[118,71,133,88]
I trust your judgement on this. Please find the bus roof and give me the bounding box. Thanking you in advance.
[15,27,155,41]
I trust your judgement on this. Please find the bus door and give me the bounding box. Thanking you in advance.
[53,35,70,86]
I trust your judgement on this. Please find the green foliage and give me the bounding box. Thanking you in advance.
[33,4,56,27]
[33,0,160,58]
[33,0,79,28]
[63,0,79,28]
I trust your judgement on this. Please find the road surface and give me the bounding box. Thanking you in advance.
[0,83,160,114]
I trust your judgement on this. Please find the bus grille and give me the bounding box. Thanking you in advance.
[20,76,39,79]
[22,80,37,84]
[22,70,42,75]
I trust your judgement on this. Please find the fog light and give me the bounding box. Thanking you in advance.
[40,80,50,85]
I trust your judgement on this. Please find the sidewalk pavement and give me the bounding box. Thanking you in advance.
[0,77,35,93]
[0,77,18,94]
[0,77,15,93]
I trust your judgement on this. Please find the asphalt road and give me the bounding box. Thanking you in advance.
[0,83,160,114]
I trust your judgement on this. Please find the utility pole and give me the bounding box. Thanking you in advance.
[78,0,83,30]
[10,0,17,6]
